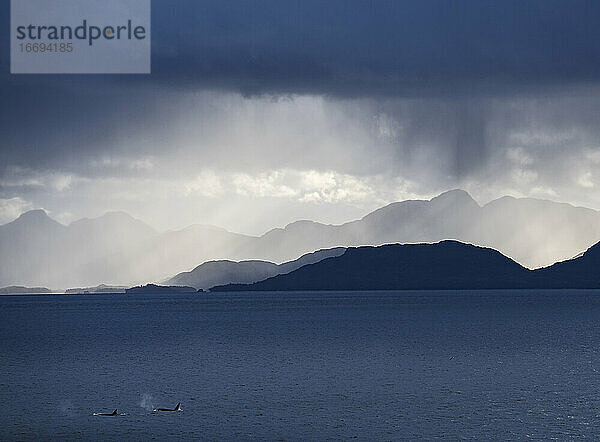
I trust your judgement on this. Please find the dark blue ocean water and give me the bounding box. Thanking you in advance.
[2,290,600,440]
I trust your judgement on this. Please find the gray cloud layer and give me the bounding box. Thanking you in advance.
[1,1,600,232]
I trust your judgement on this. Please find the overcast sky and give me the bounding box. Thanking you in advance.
[2,0,600,234]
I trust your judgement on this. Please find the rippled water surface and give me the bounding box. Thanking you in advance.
[2,290,600,440]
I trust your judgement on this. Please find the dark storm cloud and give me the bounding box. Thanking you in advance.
[3,0,600,229]
[147,0,600,96]
[3,0,600,94]
[2,0,600,168]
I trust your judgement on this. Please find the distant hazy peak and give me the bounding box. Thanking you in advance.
[486,195,516,203]
[72,211,134,222]
[483,195,597,212]
[93,211,140,221]
[360,198,424,219]
[429,189,480,207]
[17,209,50,220]
[284,220,328,230]
[5,209,65,229]
[259,220,329,238]
[177,224,231,233]
[69,210,156,231]
[361,189,478,222]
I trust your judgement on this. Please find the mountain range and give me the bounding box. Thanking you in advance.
[212,239,600,291]
[164,247,346,290]
[2,189,600,288]
[64,284,127,294]
[0,286,52,295]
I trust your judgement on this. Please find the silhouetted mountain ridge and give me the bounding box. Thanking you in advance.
[212,239,600,291]
[165,247,346,289]
[212,241,533,291]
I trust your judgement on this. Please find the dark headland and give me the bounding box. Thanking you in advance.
[0,286,53,295]
[64,284,127,294]
[125,284,198,294]
[211,240,600,291]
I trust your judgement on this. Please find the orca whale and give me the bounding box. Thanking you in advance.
[154,402,181,412]
[95,409,118,416]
